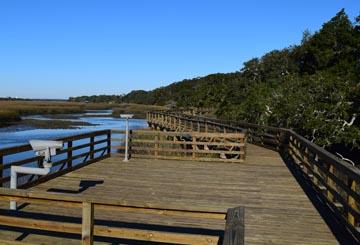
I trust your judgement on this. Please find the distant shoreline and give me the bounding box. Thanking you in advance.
[0,100,166,128]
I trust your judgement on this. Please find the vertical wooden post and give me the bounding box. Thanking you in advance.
[90,136,95,160]
[155,133,159,158]
[192,135,196,159]
[82,202,94,245]
[0,155,3,187]
[223,206,245,245]
[107,131,111,155]
[327,164,334,201]
[347,179,357,226]
[275,132,280,151]
[197,121,200,132]
[67,141,73,168]
[205,122,208,133]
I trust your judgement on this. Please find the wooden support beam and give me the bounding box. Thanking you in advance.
[90,137,95,160]
[67,141,73,168]
[0,155,3,187]
[155,133,159,158]
[327,165,334,201]
[82,202,94,245]
[107,131,111,155]
[348,179,358,226]
[223,206,245,245]
[192,136,196,159]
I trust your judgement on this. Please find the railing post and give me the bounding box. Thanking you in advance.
[276,132,280,151]
[0,155,3,187]
[67,141,73,168]
[192,135,196,159]
[223,206,245,245]
[107,131,111,155]
[327,164,334,201]
[90,136,95,160]
[82,202,94,245]
[155,133,159,158]
[347,179,358,226]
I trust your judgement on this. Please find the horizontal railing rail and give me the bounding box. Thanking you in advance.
[0,187,244,245]
[112,129,246,163]
[0,130,111,188]
[148,111,247,134]
[148,111,360,239]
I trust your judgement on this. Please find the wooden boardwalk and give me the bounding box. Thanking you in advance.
[0,143,339,244]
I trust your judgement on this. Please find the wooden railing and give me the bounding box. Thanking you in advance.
[148,111,247,134]
[0,129,246,244]
[148,111,360,239]
[0,187,244,245]
[0,130,111,188]
[112,129,246,163]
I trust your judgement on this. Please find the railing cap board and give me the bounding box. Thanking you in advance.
[0,187,228,214]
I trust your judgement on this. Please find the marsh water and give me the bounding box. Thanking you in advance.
[0,111,148,184]
[0,110,147,148]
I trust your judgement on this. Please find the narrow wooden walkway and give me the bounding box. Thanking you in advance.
[0,144,338,244]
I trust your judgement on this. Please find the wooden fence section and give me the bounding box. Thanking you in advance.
[0,188,244,245]
[288,132,360,237]
[148,111,285,151]
[148,111,360,240]
[112,129,246,163]
[0,130,111,188]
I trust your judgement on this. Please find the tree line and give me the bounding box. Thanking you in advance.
[70,10,360,161]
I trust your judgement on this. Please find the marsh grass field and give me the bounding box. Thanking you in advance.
[0,100,166,128]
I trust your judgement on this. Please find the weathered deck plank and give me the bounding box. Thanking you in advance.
[0,144,338,244]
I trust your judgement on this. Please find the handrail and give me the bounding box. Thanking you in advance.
[147,111,360,238]
[0,187,241,245]
[0,130,111,188]
[112,129,246,162]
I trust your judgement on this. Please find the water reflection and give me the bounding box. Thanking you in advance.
[0,111,148,187]
[0,113,147,148]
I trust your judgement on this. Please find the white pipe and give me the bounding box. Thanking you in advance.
[124,118,129,162]
[10,165,51,210]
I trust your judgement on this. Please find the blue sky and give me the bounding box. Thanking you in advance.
[0,0,358,99]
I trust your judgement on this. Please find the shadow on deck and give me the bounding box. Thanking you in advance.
[0,144,350,244]
[281,149,359,244]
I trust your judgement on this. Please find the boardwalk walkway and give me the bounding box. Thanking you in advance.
[0,144,338,244]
